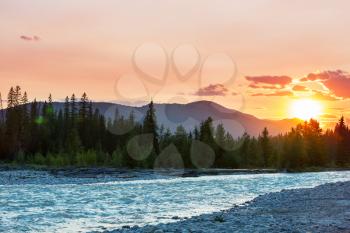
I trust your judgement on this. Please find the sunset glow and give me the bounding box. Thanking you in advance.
[0,0,349,126]
[290,99,323,120]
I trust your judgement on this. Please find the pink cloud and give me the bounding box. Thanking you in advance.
[20,35,40,41]
[323,76,350,98]
[248,83,283,89]
[251,90,293,97]
[195,84,228,96]
[300,70,350,98]
[292,85,308,92]
[300,71,333,81]
[246,75,292,87]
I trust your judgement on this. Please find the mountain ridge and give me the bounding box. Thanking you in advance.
[45,100,301,137]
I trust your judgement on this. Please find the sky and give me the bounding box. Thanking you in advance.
[1,0,350,126]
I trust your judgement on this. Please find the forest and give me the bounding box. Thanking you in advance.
[0,86,349,170]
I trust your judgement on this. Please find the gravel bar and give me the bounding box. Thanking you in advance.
[106,181,350,233]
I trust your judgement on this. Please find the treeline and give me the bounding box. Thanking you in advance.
[0,86,349,169]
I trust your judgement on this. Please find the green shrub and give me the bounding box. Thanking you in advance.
[46,153,68,167]
[111,149,123,167]
[76,150,97,166]
[33,153,46,165]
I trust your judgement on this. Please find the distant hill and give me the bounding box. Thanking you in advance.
[48,100,302,137]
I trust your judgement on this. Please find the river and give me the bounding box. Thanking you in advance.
[0,170,349,232]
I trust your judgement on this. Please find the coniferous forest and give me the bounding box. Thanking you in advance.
[0,86,349,170]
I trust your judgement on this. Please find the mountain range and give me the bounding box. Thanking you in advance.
[49,100,302,137]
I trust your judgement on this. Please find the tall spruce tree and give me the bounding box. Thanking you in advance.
[335,116,350,165]
[70,94,77,124]
[142,101,159,166]
[259,127,272,167]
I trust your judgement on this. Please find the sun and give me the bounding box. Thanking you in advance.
[290,99,323,120]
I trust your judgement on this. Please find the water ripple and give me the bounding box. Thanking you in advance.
[0,171,349,232]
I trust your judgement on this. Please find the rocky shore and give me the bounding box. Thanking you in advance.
[107,181,350,233]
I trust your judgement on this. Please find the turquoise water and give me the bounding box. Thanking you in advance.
[0,171,349,232]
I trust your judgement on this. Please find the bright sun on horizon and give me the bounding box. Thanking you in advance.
[290,99,323,120]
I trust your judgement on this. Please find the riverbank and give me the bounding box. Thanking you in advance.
[1,163,349,179]
[0,163,279,181]
[108,181,350,233]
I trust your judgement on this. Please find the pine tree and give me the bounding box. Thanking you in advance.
[214,123,226,166]
[335,116,350,165]
[64,96,70,121]
[239,133,250,167]
[259,127,272,167]
[47,94,54,116]
[65,128,81,163]
[215,124,225,146]
[174,125,190,167]
[193,127,199,140]
[199,117,215,146]
[7,87,16,108]
[19,92,30,152]
[48,94,52,104]
[282,126,306,169]
[78,93,89,148]
[70,94,77,124]
[302,119,325,166]
[142,101,159,166]
[14,86,22,107]
[79,93,88,121]
[56,109,64,151]
[5,87,21,158]
[21,92,28,105]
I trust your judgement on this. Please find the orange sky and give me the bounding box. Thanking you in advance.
[1,0,350,125]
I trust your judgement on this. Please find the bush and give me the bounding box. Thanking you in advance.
[76,150,97,166]
[46,153,68,167]
[96,150,108,165]
[33,153,46,165]
[111,149,123,167]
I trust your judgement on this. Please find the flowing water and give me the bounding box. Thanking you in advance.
[0,170,349,232]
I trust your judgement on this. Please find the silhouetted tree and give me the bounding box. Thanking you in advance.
[335,116,350,165]
[142,101,159,166]
[259,127,272,167]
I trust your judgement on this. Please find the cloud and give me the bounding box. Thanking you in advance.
[292,85,308,92]
[195,84,228,96]
[20,35,40,41]
[311,91,339,101]
[246,75,292,87]
[248,83,283,89]
[328,107,345,111]
[300,70,350,99]
[300,71,334,81]
[251,90,294,97]
[320,114,338,119]
[323,75,350,99]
